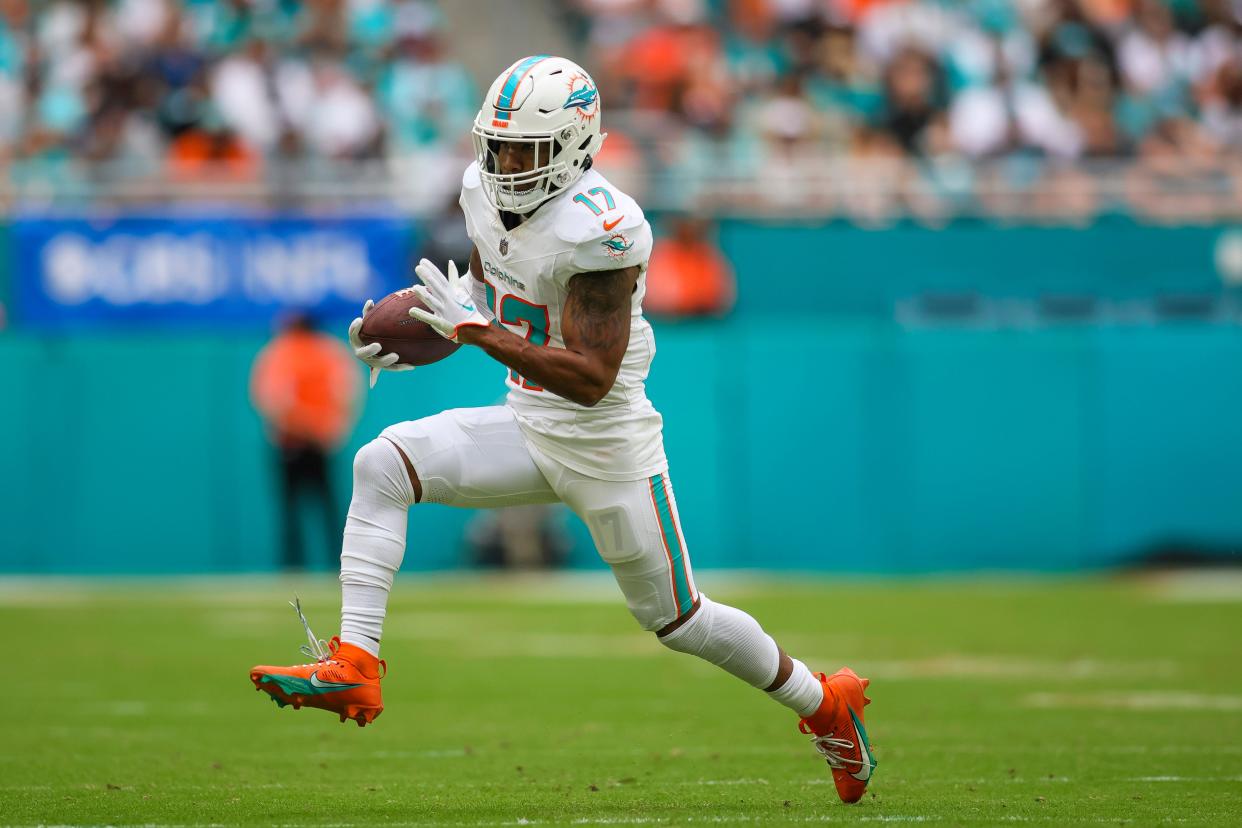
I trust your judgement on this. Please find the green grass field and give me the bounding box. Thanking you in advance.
[7,572,1242,826]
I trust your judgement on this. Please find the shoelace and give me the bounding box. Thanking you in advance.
[285,597,387,678]
[290,597,332,662]
[798,719,872,771]
[809,733,866,770]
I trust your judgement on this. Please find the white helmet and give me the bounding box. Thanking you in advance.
[472,55,607,214]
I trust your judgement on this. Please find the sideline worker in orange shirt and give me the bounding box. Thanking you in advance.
[644,215,737,318]
[250,313,361,570]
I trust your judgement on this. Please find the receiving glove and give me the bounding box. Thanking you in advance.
[347,298,415,389]
[409,258,491,342]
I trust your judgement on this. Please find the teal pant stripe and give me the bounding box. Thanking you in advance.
[651,474,694,615]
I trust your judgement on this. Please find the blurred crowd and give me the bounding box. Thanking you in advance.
[0,0,475,186]
[574,0,1242,218]
[575,0,1242,160]
[0,0,1239,219]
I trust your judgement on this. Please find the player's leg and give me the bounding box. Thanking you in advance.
[545,465,821,709]
[278,443,305,570]
[251,406,557,725]
[338,405,559,655]
[306,443,343,569]
[540,459,875,802]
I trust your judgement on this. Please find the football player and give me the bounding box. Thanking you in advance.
[250,56,875,803]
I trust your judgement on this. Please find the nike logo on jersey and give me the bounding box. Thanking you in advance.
[602,216,624,231]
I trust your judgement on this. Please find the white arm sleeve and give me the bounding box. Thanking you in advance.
[468,270,495,322]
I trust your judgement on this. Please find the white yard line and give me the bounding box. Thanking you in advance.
[18,817,1189,828]
[806,655,1179,682]
[1023,691,1242,712]
[1128,775,1242,782]
[1142,569,1242,603]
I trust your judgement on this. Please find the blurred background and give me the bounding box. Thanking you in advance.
[1,0,1240,575]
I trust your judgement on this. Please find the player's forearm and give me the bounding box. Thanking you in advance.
[458,324,616,406]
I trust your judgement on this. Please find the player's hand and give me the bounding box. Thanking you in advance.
[410,259,490,343]
[348,299,415,389]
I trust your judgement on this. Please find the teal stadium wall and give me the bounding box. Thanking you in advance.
[2,221,1241,573]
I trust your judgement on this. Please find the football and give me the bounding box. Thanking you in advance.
[357,287,461,366]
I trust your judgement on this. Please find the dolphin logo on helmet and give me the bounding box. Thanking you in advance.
[563,85,598,110]
[563,79,598,114]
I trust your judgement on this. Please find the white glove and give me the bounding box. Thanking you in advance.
[347,298,415,389]
[409,258,491,342]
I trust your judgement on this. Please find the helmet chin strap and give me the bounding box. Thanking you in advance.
[505,191,552,220]
[497,183,548,215]
[489,161,569,214]
[500,150,597,217]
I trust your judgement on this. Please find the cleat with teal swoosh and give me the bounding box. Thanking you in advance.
[798,667,877,803]
[250,635,386,727]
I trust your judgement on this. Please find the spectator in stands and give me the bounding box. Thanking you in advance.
[617,0,723,117]
[298,58,383,159]
[210,36,284,153]
[876,46,944,155]
[378,3,476,155]
[250,312,361,571]
[1117,0,1198,101]
[644,215,736,317]
[752,71,834,210]
[166,106,260,183]
[1200,57,1242,148]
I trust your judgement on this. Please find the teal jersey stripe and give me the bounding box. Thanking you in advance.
[650,474,694,615]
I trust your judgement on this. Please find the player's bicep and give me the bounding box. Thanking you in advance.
[470,246,483,281]
[467,246,495,321]
[562,266,638,368]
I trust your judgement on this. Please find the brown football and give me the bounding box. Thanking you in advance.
[357,287,461,366]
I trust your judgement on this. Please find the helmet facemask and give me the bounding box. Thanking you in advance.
[473,122,598,214]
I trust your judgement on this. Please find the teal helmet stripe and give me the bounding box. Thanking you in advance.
[494,55,551,120]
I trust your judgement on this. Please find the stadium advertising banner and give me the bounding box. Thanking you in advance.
[11,213,411,328]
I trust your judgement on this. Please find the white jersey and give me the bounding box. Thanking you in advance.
[458,161,666,481]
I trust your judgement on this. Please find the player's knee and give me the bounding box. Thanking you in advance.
[615,582,683,633]
[352,438,417,506]
[628,603,672,633]
[656,596,780,688]
[656,595,713,656]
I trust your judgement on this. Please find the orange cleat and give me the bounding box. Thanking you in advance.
[250,600,384,727]
[250,635,385,727]
[798,667,876,803]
